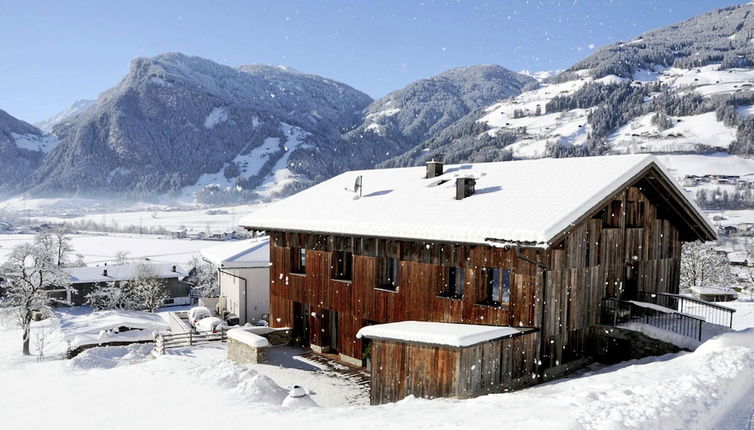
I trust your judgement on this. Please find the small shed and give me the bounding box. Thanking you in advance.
[357,321,539,405]
[727,252,751,266]
[690,285,738,302]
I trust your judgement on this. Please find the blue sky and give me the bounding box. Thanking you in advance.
[0,0,745,123]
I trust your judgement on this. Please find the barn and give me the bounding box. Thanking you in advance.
[240,154,721,404]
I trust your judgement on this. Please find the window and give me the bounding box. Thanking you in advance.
[291,247,306,274]
[377,257,400,291]
[439,267,465,299]
[478,268,510,306]
[602,200,622,228]
[332,250,353,281]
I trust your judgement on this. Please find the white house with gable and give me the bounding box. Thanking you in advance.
[201,237,270,325]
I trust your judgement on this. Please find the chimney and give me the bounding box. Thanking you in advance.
[172,265,177,273]
[456,177,476,200]
[426,160,443,178]
[103,269,108,277]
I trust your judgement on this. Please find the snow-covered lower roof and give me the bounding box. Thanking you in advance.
[690,286,739,296]
[240,155,715,247]
[356,321,529,347]
[65,262,188,284]
[200,237,270,268]
[59,310,170,348]
[727,252,750,264]
[227,327,270,347]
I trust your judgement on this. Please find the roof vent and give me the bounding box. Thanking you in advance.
[103,269,108,277]
[456,177,476,200]
[172,265,177,272]
[426,160,443,178]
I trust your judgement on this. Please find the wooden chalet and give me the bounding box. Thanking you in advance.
[240,154,718,404]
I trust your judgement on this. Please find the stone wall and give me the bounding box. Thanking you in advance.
[227,338,267,364]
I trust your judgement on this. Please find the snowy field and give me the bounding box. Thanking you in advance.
[32,204,264,235]
[0,233,218,265]
[1,305,754,429]
[0,196,267,235]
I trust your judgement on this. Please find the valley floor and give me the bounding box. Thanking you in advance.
[1,305,754,430]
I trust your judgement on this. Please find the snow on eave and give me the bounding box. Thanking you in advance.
[200,237,270,268]
[65,263,187,284]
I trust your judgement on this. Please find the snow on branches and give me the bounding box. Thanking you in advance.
[0,240,71,355]
[680,241,734,292]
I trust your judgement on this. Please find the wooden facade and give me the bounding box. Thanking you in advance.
[260,165,715,403]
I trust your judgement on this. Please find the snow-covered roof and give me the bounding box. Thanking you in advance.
[727,252,750,264]
[65,262,188,284]
[200,237,270,268]
[690,285,739,297]
[240,155,715,247]
[356,321,529,347]
[59,310,169,348]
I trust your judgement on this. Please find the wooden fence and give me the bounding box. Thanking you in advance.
[154,329,228,354]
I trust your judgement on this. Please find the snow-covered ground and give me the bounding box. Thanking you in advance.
[1,304,754,429]
[609,112,736,153]
[29,203,263,235]
[0,233,220,266]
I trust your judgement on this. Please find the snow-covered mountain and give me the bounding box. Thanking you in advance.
[0,109,57,194]
[29,53,372,199]
[338,65,535,170]
[11,55,534,202]
[381,2,754,174]
[35,99,95,133]
[9,3,754,203]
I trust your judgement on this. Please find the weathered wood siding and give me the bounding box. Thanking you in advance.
[268,233,542,361]
[543,186,683,370]
[369,332,540,405]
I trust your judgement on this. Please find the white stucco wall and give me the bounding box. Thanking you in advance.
[218,266,270,325]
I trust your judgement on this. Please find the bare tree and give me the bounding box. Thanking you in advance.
[34,227,73,267]
[70,253,86,267]
[51,227,73,267]
[187,256,219,298]
[114,250,131,265]
[0,243,71,355]
[680,241,734,292]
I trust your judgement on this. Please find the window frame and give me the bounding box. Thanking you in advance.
[476,267,511,307]
[290,247,307,275]
[438,266,465,300]
[376,257,400,292]
[331,250,353,282]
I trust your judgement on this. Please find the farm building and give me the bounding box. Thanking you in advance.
[240,154,723,404]
[51,263,191,306]
[200,237,271,325]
